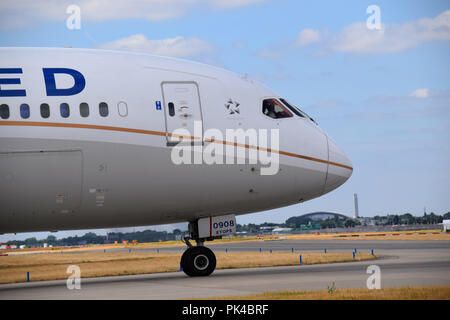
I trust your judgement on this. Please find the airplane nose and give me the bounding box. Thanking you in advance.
[323,136,353,195]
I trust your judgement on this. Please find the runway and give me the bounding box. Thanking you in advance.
[0,240,449,299]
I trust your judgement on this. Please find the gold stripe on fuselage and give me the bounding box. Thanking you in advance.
[0,121,353,171]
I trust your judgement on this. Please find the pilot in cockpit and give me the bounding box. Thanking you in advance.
[264,101,277,119]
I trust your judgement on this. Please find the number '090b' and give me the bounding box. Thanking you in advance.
[213,220,235,229]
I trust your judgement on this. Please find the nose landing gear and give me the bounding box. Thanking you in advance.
[180,221,218,277]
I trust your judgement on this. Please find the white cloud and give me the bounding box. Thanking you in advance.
[409,88,430,99]
[291,10,450,54]
[210,0,265,9]
[77,0,191,22]
[331,11,450,53]
[98,34,214,58]
[329,22,386,53]
[366,89,450,106]
[0,0,266,29]
[295,28,321,46]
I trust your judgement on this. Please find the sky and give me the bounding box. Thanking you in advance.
[0,0,449,241]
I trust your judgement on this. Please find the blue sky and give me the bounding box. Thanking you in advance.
[1,0,449,241]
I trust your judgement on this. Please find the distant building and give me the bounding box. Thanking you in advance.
[443,220,450,232]
[357,216,375,226]
[297,211,354,221]
[174,234,184,241]
[259,226,275,234]
[354,193,359,219]
[271,228,293,235]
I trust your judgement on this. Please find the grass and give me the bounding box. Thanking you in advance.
[202,286,450,300]
[216,252,375,269]
[0,252,180,284]
[285,230,450,241]
[0,251,376,284]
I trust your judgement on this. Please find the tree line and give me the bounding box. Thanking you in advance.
[5,229,185,247]
[237,211,450,231]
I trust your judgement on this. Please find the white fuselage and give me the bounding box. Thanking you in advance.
[0,48,352,234]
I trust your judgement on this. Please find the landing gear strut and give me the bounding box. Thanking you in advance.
[180,221,217,277]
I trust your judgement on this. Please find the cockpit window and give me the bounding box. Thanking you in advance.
[280,98,317,124]
[262,98,293,119]
[279,98,304,118]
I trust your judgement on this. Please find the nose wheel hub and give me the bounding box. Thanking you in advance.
[193,254,209,271]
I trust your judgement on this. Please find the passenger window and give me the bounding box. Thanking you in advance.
[168,102,175,117]
[60,103,70,118]
[80,102,89,117]
[262,99,293,119]
[0,104,9,119]
[40,103,50,118]
[99,102,108,117]
[20,104,30,119]
[117,101,128,117]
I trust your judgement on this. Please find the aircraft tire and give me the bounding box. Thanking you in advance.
[181,246,216,277]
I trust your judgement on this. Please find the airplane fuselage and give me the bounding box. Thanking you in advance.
[0,47,352,234]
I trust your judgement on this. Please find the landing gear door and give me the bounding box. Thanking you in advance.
[161,82,203,145]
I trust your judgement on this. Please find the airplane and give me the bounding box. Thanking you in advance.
[0,47,352,277]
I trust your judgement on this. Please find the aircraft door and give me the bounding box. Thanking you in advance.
[161,82,203,145]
